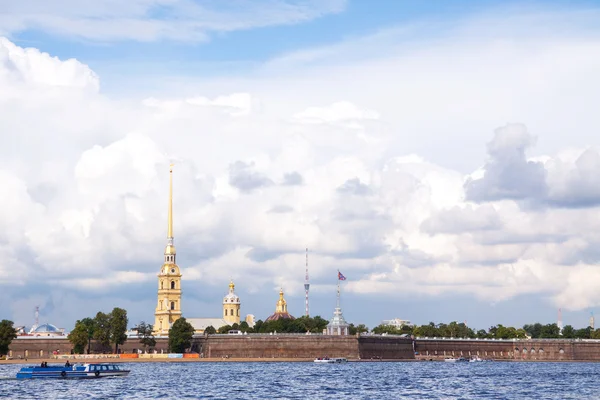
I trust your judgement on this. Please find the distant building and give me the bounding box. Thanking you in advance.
[265,289,295,321]
[381,318,413,328]
[28,323,65,337]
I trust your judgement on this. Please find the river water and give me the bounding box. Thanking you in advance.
[1,361,598,399]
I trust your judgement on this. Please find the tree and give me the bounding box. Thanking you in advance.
[69,320,90,354]
[523,323,543,339]
[109,307,129,354]
[135,322,156,352]
[476,329,488,339]
[372,324,399,335]
[169,318,195,353]
[93,312,111,350]
[79,318,96,354]
[0,320,17,356]
[239,321,249,332]
[204,326,216,335]
[356,324,369,334]
[540,323,560,339]
[413,322,438,337]
[218,324,232,334]
[348,323,357,335]
[561,325,575,338]
[575,327,591,339]
[515,328,528,339]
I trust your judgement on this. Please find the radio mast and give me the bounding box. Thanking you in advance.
[304,248,310,317]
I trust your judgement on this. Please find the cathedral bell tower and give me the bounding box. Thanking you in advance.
[223,281,241,325]
[154,164,182,335]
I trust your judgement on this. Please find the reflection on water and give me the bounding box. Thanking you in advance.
[1,361,598,399]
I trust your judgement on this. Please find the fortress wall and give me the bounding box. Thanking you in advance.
[414,339,600,361]
[414,339,514,359]
[358,336,415,359]
[9,338,73,359]
[12,336,600,361]
[201,335,360,359]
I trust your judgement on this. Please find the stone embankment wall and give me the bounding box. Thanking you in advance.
[200,335,358,359]
[358,336,415,359]
[7,335,415,360]
[199,335,414,359]
[414,339,513,360]
[11,335,600,361]
[414,338,600,361]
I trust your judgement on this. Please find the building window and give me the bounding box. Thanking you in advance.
[161,281,164,289]
[171,281,175,290]
[171,302,175,310]
[237,309,239,317]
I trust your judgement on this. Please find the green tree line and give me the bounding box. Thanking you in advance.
[369,321,600,339]
[69,307,129,354]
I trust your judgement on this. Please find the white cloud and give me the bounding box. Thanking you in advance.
[0,37,99,91]
[143,92,258,117]
[293,101,380,128]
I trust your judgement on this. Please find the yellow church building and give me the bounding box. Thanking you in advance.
[153,164,182,335]
[153,165,254,335]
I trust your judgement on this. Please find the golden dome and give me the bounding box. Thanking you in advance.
[165,244,176,255]
[275,288,287,313]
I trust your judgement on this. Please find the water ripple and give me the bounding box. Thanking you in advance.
[1,361,599,399]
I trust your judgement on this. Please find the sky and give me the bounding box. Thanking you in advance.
[2,0,600,332]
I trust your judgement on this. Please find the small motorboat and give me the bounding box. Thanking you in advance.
[313,357,347,363]
[16,362,130,379]
[444,357,469,363]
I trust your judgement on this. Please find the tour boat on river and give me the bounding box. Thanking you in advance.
[16,363,130,379]
[314,357,348,363]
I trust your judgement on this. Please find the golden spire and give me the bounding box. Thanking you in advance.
[165,164,176,257]
[229,280,235,291]
[168,163,174,239]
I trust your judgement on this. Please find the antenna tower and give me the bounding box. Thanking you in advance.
[557,308,563,333]
[304,248,310,317]
[32,305,39,332]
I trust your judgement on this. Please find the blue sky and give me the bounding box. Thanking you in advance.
[3,0,600,332]
[8,0,600,87]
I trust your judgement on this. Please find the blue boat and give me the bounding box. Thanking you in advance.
[16,362,130,379]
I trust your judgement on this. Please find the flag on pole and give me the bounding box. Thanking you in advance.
[338,271,347,281]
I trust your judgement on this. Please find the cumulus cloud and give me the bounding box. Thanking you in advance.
[421,205,502,234]
[466,124,600,210]
[336,178,371,196]
[0,37,99,91]
[282,171,304,186]
[465,124,548,202]
[229,161,273,193]
[293,101,380,129]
